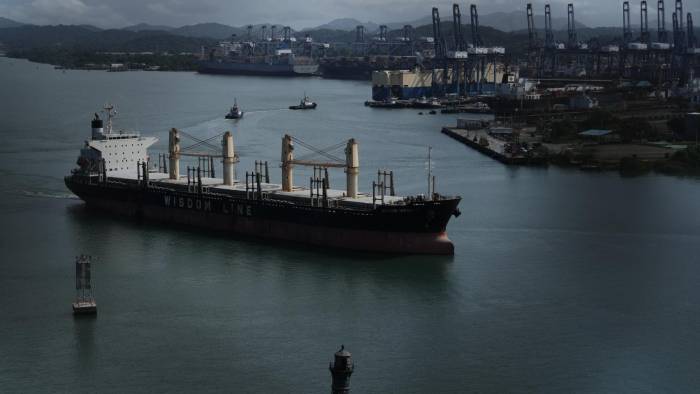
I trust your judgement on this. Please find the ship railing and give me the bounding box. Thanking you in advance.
[245,171,265,200]
[196,157,216,178]
[372,180,386,207]
[186,166,208,194]
[157,154,168,174]
[136,160,151,188]
[309,165,330,208]
[377,169,395,197]
[254,161,270,183]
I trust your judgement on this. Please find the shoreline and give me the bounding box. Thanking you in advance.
[442,126,700,177]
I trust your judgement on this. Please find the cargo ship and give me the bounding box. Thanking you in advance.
[371,68,451,101]
[198,54,319,76]
[198,39,318,76]
[65,107,462,255]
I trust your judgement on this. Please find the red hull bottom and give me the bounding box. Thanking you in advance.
[84,199,455,255]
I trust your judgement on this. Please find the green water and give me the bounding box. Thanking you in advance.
[1,57,700,393]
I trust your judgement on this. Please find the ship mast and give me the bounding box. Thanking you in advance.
[103,104,116,134]
[427,146,432,200]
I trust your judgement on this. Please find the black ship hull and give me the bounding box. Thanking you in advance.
[65,176,461,255]
[198,60,319,77]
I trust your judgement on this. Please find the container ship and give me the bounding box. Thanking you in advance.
[198,38,318,77]
[198,53,319,76]
[371,68,440,101]
[65,107,462,254]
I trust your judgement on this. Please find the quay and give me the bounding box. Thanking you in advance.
[441,126,547,165]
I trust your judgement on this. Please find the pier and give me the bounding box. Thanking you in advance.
[441,126,547,165]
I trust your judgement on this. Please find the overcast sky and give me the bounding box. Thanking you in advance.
[1,0,699,29]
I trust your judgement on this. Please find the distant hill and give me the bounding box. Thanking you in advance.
[410,21,530,52]
[123,23,174,32]
[299,28,355,43]
[482,11,587,32]
[171,23,246,39]
[386,16,433,31]
[0,17,25,28]
[385,11,587,33]
[76,24,103,32]
[309,18,379,33]
[0,25,215,52]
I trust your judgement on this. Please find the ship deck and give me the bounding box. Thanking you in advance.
[108,171,409,208]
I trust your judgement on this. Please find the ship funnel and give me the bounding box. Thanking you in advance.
[222,131,235,186]
[281,134,294,192]
[169,128,180,180]
[91,113,103,139]
[345,139,359,198]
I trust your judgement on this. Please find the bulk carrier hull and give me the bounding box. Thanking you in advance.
[65,176,460,255]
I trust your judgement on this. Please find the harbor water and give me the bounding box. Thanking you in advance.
[1,57,700,393]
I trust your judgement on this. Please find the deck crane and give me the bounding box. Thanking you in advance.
[527,3,538,50]
[688,13,696,50]
[432,7,446,58]
[623,1,633,44]
[674,0,686,52]
[526,3,542,77]
[641,1,650,44]
[402,25,413,42]
[452,4,465,51]
[567,3,577,49]
[658,0,668,43]
[353,25,365,56]
[355,25,364,43]
[451,4,467,96]
[672,12,679,49]
[379,25,388,42]
[470,4,482,48]
[544,4,555,49]
[432,7,448,95]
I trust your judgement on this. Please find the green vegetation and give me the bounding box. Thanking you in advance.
[8,48,200,71]
[657,145,700,175]
[546,118,577,141]
[579,110,617,130]
[546,110,661,143]
[0,25,214,70]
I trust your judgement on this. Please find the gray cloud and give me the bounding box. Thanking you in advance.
[0,0,698,29]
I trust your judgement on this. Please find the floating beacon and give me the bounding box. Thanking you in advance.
[329,345,353,394]
[72,255,97,315]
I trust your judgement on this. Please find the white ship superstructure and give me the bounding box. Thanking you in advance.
[77,105,157,176]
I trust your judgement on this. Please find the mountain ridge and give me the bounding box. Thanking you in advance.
[0,16,25,28]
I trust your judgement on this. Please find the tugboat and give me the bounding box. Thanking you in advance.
[289,93,317,110]
[225,99,243,119]
[364,97,407,108]
[412,96,443,109]
[440,101,492,114]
